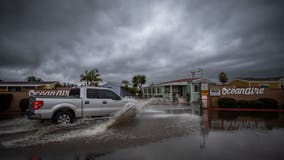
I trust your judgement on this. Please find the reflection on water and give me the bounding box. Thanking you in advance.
[210,119,266,130]
[203,110,284,131]
[0,102,284,160]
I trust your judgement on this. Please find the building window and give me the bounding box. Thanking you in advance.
[157,87,161,94]
[281,84,284,90]
[259,84,269,88]
[8,87,21,92]
[173,87,178,92]
[165,86,170,93]
[194,85,200,92]
[144,88,148,94]
[0,87,7,91]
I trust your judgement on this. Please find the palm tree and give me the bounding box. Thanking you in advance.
[89,69,102,86]
[80,69,102,86]
[80,70,90,86]
[132,75,146,97]
[219,72,228,85]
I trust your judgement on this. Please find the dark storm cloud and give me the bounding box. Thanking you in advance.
[0,0,283,83]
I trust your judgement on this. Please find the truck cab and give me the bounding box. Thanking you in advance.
[77,87,124,117]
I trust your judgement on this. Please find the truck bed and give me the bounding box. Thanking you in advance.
[28,96,83,119]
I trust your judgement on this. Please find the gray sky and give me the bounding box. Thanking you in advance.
[0,0,284,84]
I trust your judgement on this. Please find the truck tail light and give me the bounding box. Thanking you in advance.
[34,101,44,110]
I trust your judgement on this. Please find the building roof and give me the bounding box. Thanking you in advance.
[236,77,284,82]
[143,77,216,87]
[158,78,200,85]
[0,81,56,87]
[100,81,132,88]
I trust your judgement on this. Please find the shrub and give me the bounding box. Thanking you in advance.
[237,100,264,108]
[237,100,248,108]
[257,98,278,109]
[0,94,13,112]
[247,100,264,109]
[19,98,29,112]
[218,98,237,108]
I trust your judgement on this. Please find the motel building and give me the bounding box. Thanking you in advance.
[143,78,216,104]
[0,81,57,92]
[207,77,284,108]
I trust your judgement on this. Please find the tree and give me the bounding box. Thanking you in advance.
[219,72,228,85]
[80,69,102,86]
[132,75,146,97]
[55,82,62,88]
[121,80,129,88]
[26,75,43,82]
[80,70,90,86]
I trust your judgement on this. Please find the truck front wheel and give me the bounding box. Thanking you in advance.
[55,111,74,125]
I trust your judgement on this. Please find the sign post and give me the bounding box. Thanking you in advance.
[200,82,208,108]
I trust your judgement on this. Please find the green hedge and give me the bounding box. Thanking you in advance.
[257,98,278,109]
[19,98,29,112]
[236,100,248,108]
[0,94,13,112]
[218,98,237,108]
[222,98,279,109]
[247,100,264,109]
[237,100,265,108]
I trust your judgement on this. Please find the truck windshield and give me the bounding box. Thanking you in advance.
[69,88,80,97]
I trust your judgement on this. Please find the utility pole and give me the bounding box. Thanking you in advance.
[190,68,203,79]
[191,71,196,79]
[198,68,203,80]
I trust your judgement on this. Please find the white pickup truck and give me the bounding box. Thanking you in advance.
[26,87,125,125]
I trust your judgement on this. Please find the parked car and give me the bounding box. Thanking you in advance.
[26,87,125,125]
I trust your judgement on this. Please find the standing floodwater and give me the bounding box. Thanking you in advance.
[0,100,284,160]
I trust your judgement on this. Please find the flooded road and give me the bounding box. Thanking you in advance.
[0,100,284,160]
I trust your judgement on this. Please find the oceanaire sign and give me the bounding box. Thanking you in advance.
[221,87,265,96]
[29,90,70,96]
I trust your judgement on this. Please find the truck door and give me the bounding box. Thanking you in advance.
[99,89,124,115]
[83,88,124,117]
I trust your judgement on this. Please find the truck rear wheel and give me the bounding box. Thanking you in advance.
[55,111,74,125]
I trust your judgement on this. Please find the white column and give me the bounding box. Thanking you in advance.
[190,83,194,103]
[170,85,173,102]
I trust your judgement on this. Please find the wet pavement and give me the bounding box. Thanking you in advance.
[0,100,284,160]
